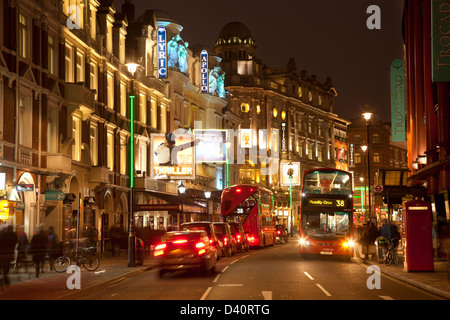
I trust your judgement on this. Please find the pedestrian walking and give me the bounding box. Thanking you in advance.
[47,226,60,270]
[0,224,18,288]
[30,226,48,277]
[17,225,29,265]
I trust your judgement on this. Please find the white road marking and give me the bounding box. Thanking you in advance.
[218,284,244,287]
[262,291,272,300]
[316,284,332,297]
[230,259,239,264]
[200,287,213,300]
[304,272,315,280]
[213,273,221,283]
[222,266,229,273]
[379,295,394,300]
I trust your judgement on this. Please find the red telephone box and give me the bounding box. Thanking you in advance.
[402,200,434,272]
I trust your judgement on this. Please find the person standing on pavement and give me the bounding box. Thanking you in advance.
[47,226,59,270]
[30,226,48,277]
[0,224,18,288]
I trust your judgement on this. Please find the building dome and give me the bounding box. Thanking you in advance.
[215,21,256,47]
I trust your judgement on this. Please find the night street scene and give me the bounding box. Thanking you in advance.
[0,0,449,312]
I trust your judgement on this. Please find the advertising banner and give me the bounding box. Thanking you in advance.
[193,129,227,163]
[432,0,450,82]
[390,59,406,142]
[151,132,195,179]
[280,161,301,186]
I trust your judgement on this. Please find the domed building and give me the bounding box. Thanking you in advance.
[215,21,349,231]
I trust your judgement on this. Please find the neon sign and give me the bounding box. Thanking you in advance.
[157,26,167,78]
[200,50,208,92]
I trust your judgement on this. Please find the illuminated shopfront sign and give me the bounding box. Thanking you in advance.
[157,26,167,79]
[200,50,208,93]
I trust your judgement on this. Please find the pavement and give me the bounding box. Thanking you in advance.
[1,247,449,300]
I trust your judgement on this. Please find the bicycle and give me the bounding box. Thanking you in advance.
[384,238,399,266]
[54,243,100,273]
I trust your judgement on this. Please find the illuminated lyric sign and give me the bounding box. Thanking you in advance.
[151,132,195,180]
[157,26,167,79]
[200,50,208,93]
[306,198,346,208]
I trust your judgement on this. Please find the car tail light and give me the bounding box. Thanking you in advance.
[154,243,167,256]
[277,230,281,235]
[237,235,241,242]
[173,239,188,245]
[248,236,255,243]
[196,242,206,255]
[224,237,228,246]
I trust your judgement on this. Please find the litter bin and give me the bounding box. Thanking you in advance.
[375,237,388,263]
[135,238,144,266]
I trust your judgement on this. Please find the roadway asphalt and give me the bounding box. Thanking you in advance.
[1,244,449,300]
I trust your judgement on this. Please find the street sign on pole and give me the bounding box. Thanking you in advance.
[374,185,383,194]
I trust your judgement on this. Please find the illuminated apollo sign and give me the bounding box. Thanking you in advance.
[200,50,208,93]
[157,26,167,78]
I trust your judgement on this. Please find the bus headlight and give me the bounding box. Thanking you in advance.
[299,238,310,246]
[343,240,355,247]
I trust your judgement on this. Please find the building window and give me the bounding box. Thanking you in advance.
[18,14,29,59]
[65,45,74,82]
[107,72,114,109]
[48,35,57,76]
[120,81,127,117]
[19,95,32,148]
[372,133,380,144]
[107,129,114,170]
[151,99,157,129]
[89,124,98,166]
[160,103,167,132]
[373,152,380,163]
[89,4,97,39]
[137,140,147,177]
[120,134,127,175]
[355,153,361,164]
[106,21,113,52]
[72,115,82,161]
[47,105,58,154]
[90,62,98,99]
[140,92,147,124]
[354,134,361,145]
[76,51,84,83]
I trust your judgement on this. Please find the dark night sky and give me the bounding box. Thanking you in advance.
[116,0,405,124]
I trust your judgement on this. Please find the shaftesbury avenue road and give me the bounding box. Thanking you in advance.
[76,240,442,301]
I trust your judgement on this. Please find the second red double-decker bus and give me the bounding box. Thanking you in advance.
[221,185,276,248]
[299,168,355,257]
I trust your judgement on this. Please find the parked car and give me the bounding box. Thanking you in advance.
[154,231,217,277]
[180,221,223,260]
[275,224,289,243]
[228,222,249,252]
[213,222,236,257]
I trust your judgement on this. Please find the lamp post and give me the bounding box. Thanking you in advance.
[178,181,186,229]
[287,161,294,237]
[126,62,138,267]
[204,191,211,221]
[362,109,372,223]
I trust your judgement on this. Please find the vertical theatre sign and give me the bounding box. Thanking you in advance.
[201,50,208,93]
[390,59,406,142]
[432,0,450,82]
[157,26,167,79]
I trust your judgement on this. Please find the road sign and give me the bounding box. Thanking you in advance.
[374,185,383,193]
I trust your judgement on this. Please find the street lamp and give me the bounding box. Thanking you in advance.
[287,161,294,237]
[126,62,138,267]
[178,181,186,229]
[204,191,211,221]
[362,108,372,223]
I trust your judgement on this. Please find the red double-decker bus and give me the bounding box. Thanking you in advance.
[221,185,276,248]
[299,168,355,257]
